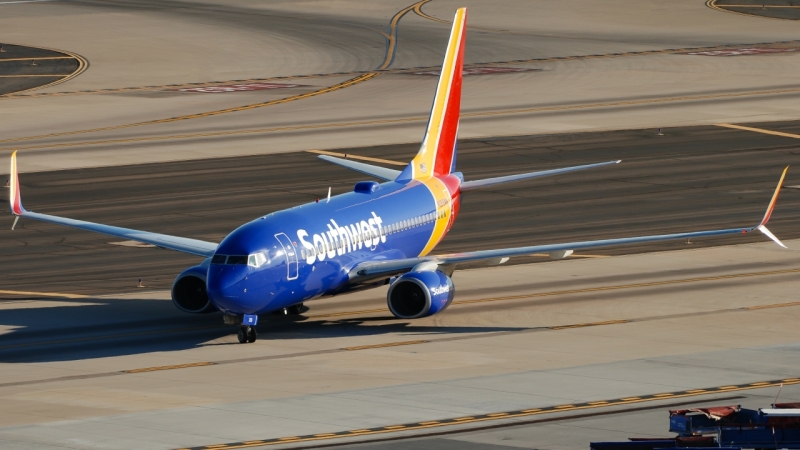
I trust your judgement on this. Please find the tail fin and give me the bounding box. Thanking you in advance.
[9,150,25,216]
[398,7,467,181]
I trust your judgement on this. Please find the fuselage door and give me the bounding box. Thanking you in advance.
[274,232,299,280]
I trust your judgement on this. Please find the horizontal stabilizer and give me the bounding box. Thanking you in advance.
[317,155,401,182]
[461,160,621,191]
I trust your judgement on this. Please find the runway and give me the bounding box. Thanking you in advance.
[2,1,800,449]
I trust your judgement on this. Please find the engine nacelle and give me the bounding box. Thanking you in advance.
[171,262,217,314]
[387,270,455,319]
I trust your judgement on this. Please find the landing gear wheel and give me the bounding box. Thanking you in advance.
[237,327,247,343]
[287,303,304,315]
[247,326,257,343]
[237,326,257,343]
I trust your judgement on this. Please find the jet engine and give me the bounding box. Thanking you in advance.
[387,270,455,319]
[171,262,217,313]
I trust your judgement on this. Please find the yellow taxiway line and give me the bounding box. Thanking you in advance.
[0,289,87,299]
[175,376,800,450]
[716,123,800,139]
[0,56,76,62]
[6,85,800,153]
[306,149,407,166]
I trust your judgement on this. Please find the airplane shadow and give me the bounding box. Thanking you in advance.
[0,296,523,364]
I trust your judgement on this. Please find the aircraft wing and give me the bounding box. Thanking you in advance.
[9,152,218,257]
[349,167,789,282]
[317,155,401,181]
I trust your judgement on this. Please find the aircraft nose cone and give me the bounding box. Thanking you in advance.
[206,264,254,313]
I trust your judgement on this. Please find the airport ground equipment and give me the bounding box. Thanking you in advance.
[591,403,800,450]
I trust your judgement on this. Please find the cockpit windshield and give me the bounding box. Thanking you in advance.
[211,252,268,267]
[247,252,267,267]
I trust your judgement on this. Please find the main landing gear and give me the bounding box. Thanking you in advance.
[237,326,257,343]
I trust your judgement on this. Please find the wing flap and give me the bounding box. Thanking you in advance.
[317,155,401,181]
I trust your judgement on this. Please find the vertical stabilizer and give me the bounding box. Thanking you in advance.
[399,7,467,181]
[9,150,25,216]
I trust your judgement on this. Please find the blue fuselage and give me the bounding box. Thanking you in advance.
[206,176,460,315]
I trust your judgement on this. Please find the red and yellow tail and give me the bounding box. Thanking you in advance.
[399,7,466,181]
[9,150,25,216]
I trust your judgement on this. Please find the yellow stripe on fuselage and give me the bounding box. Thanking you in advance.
[419,177,453,256]
[411,8,466,180]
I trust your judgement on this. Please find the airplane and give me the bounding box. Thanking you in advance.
[7,8,790,343]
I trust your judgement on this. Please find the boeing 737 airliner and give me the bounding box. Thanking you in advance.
[8,8,790,343]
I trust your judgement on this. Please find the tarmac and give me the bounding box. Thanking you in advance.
[2,1,800,449]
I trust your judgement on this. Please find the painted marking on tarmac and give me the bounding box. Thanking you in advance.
[0,74,72,77]
[413,67,540,76]
[0,44,87,96]
[5,38,800,99]
[716,123,800,139]
[687,48,800,56]
[0,0,57,3]
[9,84,800,153]
[306,149,406,166]
[0,56,75,62]
[378,0,430,70]
[175,83,305,93]
[549,319,629,330]
[747,301,800,310]
[0,289,87,299]
[123,361,216,373]
[0,72,380,145]
[343,340,429,351]
[706,0,800,20]
[719,4,800,7]
[176,377,800,450]
[0,0,423,139]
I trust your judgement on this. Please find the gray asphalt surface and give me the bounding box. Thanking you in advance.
[0,43,80,95]
[341,386,800,450]
[3,121,799,297]
[715,1,800,20]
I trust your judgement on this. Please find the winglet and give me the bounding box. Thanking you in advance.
[752,166,789,249]
[9,150,25,216]
[760,166,788,226]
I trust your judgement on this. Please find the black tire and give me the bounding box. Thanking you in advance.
[237,328,247,343]
[247,327,257,343]
[287,303,304,315]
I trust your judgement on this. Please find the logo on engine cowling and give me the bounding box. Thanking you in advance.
[431,285,450,296]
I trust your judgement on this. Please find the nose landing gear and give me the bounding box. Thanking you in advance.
[237,326,257,343]
[236,314,259,343]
